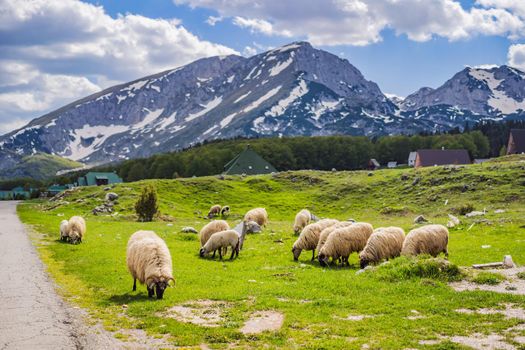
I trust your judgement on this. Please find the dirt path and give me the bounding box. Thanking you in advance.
[0,201,125,350]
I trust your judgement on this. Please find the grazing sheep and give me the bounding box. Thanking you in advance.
[401,224,449,258]
[244,208,268,227]
[359,227,405,268]
[233,220,261,250]
[208,204,222,218]
[293,209,312,234]
[59,220,69,241]
[220,206,230,216]
[199,230,240,260]
[318,222,374,267]
[66,216,86,244]
[292,219,339,261]
[315,221,354,255]
[126,230,174,299]
[199,220,230,253]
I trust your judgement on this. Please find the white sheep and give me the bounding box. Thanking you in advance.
[291,219,339,261]
[126,230,174,299]
[315,221,354,255]
[244,208,268,227]
[318,222,373,267]
[359,226,405,268]
[293,209,312,234]
[199,230,240,260]
[220,206,230,216]
[208,204,222,218]
[59,220,69,242]
[66,216,86,244]
[401,224,449,258]
[199,220,230,249]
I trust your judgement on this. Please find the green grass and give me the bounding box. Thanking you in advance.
[18,160,525,349]
[470,272,506,285]
[0,152,83,180]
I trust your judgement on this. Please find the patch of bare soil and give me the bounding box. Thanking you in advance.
[450,333,515,350]
[456,303,525,320]
[334,314,375,321]
[161,300,231,328]
[240,311,284,334]
[405,310,426,320]
[450,267,525,295]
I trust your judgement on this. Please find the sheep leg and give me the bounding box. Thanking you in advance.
[219,248,223,260]
[212,250,216,258]
[311,250,316,261]
[444,249,449,260]
[147,286,154,298]
[132,278,137,292]
[230,245,235,260]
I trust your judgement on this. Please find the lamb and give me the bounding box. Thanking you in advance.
[291,219,339,261]
[401,224,449,258]
[359,227,405,268]
[293,209,312,234]
[199,220,230,248]
[318,222,374,267]
[126,230,174,299]
[66,216,86,244]
[59,220,69,241]
[199,230,240,260]
[315,221,354,255]
[220,206,230,216]
[244,208,268,227]
[208,204,222,218]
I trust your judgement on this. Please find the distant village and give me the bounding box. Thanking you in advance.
[1,128,524,200]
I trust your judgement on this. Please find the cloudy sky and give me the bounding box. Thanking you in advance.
[1,0,525,135]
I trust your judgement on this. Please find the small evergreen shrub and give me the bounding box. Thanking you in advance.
[134,185,158,222]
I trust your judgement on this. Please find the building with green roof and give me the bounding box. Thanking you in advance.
[76,172,123,187]
[223,147,277,175]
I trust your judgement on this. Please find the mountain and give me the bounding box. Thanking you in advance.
[1,43,525,177]
[0,153,83,180]
[399,65,525,129]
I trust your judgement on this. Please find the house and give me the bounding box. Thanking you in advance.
[223,146,277,175]
[76,172,123,186]
[414,149,471,168]
[368,159,380,170]
[408,152,417,167]
[507,129,525,154]
[387,161,397,168]
[47,184,72,196]
[0,187,34,200]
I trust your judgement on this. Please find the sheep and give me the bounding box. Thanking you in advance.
[59,220,69,242]
[199,230,240,260]
[291,219,339,261]
[315,221,354,255]
[401,224,449,258]
[244,208,268,227]
[359,227,405,268]
[293,209,311,234]
[207,204,222,218]
[126,230,174,299]
[220,206,230,216]
[66,216,86,244]
[199,220,230,257]
[318,222,374,267]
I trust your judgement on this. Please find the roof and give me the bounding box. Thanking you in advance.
[509,129,525,153]
[77,171,123,186]
[415,149,471,167]
[369,159,380,167]
[408,152,417,161]
[223,147,277,175]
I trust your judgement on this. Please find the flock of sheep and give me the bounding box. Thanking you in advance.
[57,205,448,300]
[291,209,449,268]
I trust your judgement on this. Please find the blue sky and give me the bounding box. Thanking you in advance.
[1,0,524,134]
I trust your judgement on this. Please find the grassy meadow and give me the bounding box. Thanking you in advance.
[18,157,525,349]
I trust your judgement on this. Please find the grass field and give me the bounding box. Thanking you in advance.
[18,158,525,349]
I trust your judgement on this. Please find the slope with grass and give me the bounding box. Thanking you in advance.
[18,159,525,349]
[0,153,83,180]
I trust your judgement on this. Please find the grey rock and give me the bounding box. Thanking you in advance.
[414,215,428,224]
[105,192,119,201]
[181,226,198,234]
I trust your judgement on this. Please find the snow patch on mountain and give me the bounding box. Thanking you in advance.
[266,80,308,117]
[185,96,223,122]
[269,56,293,77]
[243,86,282,113]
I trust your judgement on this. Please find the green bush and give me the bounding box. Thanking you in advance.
[471,272,505,285]
[372,256,463,282]
[134,185,158,222]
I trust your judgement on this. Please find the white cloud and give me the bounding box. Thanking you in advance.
[508,44,525,70]
[205,15,223,25]
[243,46,257,56]
[174,0,525,46]
[0,0,238,135]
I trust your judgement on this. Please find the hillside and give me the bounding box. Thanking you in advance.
[2,42,525,175]
[19,159,525,348]
[0,153,83,180]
